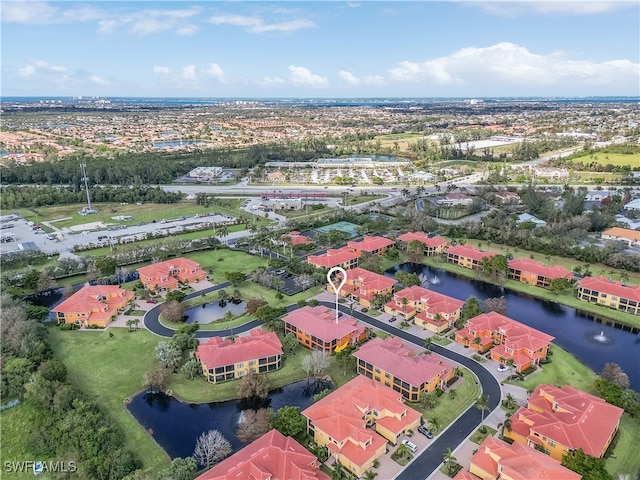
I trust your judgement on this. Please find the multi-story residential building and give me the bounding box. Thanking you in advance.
[446,245,499,270]
[506,384,624,461]
[461,436,581,480]
[302,376,421,477]
[601,227,640,248]
[282,305,366,352]
[384,285,464,333]
[354,337,455,401]
[196,329,283,383]
[328,267,396,307]
[346,235,395,255]
[576,276,640,315]
[195,429,329,480]
[454,312,554,373]
[52,285,134,328]
[307,246,360,270]
[397,232,449,255]
[137,257,207,292]
[281,230,314,246]
[508,258,573,287]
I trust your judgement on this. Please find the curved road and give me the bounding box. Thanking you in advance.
[144,295,502,479]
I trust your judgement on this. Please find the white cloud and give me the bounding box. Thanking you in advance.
[2,1,61,24]
[152,63,230,89]
[386,42,640,93]
[466,1,635,16]
[208,14,315,33]
[259,76,285,87]
[338,70,361,86]
[288,66,329,88]
[17,59,110,89]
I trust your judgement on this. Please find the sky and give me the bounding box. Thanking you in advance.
[1,0,639,98]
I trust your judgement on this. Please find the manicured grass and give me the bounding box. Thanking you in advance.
[408,368,481,430]
[606,413,640,480]
[391,446,414,466]
[470,425,497,444]
[182,249,269,282]
[0,403,50,480]
[431,335,452,346]
[569,152,640,167]
[48,327,170,473]
[512,344,598,394]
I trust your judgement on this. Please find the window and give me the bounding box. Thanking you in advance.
[548,439,556,447]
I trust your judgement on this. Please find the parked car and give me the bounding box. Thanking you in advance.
[401,439,418,453]
[146,298,158,304]
[417,425,433,439]
[388,316,397,323]
[498,364,509,372]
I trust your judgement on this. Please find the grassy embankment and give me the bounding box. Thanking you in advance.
[568,152,640,167]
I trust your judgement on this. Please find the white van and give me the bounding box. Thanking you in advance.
[402,439,417,453]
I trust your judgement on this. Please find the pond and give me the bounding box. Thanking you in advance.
[126,379,332,460]
[184,299,247,324]
[387,263,640,391]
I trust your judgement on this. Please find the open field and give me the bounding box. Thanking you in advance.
[569,152,640,167]
[48,327,170,474]
[17,199,264,230]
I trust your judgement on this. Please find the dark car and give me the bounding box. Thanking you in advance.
[388,316,397,322]
[146,298,158,304]
[418,425,433,439]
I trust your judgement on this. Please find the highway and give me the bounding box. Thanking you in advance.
[143,296,501,480]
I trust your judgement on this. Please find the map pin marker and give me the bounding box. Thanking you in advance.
[327,267,347,324]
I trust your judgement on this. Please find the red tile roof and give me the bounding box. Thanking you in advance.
[334,267,396,295]
[282,306,364,343]
[282,231,314,245]
[514,384,624,458]
[137,257,204,279]
[470,436,582,480]
[397,232,449,249]
[196,329,282,370]
[52,285,134,322]
[354,337,454,388]
[302,376,421,469]
[392,286,464,315]
[602,227,640,242]
[577,276,640,301]
[196,429,329,480]
[447,245,499,262]
[465,311,554,352]
[508,258,573,280]
[347,236,395,253]
[307,247,360,268]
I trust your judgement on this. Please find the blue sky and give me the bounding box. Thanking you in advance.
[2,1,639,97]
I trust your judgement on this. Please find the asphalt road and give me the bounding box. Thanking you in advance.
[144,294,501,480]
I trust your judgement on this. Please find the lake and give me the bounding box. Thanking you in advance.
[126,379,331,460]
[387,263,640,390]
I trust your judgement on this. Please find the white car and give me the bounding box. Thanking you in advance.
[497,364,509,372]
[401,439,418,453]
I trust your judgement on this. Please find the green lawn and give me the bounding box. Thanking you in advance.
[0,403,51,480]
[408,368,481,430]
[606,413,640,479]
[48,327,170,474]
[511,344,598,395]
[182,249,269,282]
[470,425,497,444]
[569,152,640,167]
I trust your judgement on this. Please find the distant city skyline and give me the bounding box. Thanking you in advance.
[2,1,639,98]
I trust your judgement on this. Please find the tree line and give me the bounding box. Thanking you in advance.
[0,185,182,209]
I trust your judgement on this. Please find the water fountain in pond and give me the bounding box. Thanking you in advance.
[590,331,612,344]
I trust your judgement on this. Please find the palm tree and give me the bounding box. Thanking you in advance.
[424,337,433,352]
[218,223,230,245]
[401,297,410,318]
[503,393,516,410]
[501,412,512,436]
[476,395,490,433]
[443,447,457,475]
[473,336,482,351]
[428,416,441,434]
[364,471,378,480]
